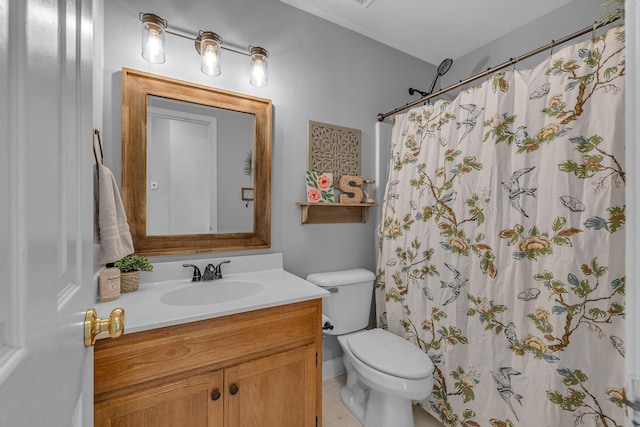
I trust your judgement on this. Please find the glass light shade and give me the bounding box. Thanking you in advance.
[199,32,221,76]
[250,47,268,88]
[141,14,166,64]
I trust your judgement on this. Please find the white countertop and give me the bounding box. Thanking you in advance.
[95,253,328,337]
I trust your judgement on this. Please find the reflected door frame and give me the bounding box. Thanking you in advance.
[147,104,218,234]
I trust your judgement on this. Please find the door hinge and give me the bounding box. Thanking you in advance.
[315,416,318,427]
[316,352,318,366]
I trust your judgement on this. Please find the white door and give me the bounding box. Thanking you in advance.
[147,104,218,235]
[0,0,97,426]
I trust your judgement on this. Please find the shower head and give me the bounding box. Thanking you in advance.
[408,58,454,99]
[428,58,453,95]
[437,58,453,76]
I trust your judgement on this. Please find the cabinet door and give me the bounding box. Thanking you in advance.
[95,370,224,427]
[225,345,317,427]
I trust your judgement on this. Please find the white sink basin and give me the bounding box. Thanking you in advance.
[160,280,264,306]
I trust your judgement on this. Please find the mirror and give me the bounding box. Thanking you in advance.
[146,96,255,235]
[121,68,272,256]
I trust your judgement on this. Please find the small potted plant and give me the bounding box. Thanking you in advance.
[114,255,153,293]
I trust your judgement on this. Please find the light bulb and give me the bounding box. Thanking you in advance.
[145,32,165,63]
[198,32,221,76]
[250,47,268,88]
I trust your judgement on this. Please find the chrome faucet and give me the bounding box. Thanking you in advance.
[202,260,231,281]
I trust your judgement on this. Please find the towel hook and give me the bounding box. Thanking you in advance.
[93,129,104,168]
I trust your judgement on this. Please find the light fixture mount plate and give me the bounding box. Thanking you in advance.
[140,13,166,33]
[250,46,268,59]
[195,31,222,55]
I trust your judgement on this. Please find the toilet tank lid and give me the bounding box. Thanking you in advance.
[306,268,375,287]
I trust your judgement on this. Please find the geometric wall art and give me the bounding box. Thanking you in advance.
[307,120,361,180]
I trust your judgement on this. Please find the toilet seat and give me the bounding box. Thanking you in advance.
[345,329,433,380]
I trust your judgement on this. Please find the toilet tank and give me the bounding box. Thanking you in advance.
[306,268,375,336]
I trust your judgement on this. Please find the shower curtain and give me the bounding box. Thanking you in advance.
[376,26,626,427]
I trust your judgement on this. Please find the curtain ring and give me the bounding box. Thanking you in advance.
[510,58,516,72]
[550,40,555,57]
[592,21,598,41]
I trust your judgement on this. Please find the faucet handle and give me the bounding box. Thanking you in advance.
[183,264,202,282]
[214,260,231,279]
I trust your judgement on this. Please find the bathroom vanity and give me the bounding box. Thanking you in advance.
[93,254,327,427]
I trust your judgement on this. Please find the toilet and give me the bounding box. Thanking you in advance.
[306,268,434,427]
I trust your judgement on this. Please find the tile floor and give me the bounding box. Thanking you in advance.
[322,375,442,427]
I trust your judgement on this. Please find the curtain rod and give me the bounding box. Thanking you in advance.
[377,18,620,122]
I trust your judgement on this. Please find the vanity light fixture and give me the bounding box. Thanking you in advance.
[196,31,222,76]
[140,12,269,87]
[141,13,166,64]
[249,47,268,88]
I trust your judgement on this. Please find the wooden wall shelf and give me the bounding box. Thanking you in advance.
[296,202,377,224]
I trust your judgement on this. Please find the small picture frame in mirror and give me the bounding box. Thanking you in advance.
[241,187,254,201]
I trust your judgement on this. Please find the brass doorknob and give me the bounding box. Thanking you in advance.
[84,307,125,347]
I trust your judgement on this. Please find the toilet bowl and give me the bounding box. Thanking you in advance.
[338,329,434,427]
[306,269,434,427]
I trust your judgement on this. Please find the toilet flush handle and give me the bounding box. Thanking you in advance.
[327,287,339,293]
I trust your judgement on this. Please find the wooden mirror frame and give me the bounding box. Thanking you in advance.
[121,68,271,256]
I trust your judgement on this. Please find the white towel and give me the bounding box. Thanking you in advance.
[94,163,134,264]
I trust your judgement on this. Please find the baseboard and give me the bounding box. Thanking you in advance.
[322,357,345,381]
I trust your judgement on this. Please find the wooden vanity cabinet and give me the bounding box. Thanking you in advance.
[94,370,224,426]
[94,299,322,427]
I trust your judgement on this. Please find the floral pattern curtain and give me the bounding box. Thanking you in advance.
[376,27,626,427]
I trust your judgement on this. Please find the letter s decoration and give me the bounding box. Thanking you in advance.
[338,175,363,204]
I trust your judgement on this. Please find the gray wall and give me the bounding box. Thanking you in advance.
[216,108,254,233]
[441,0,609,95]
[101,0,434,278]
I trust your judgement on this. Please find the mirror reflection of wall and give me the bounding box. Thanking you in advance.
[146,96,254,235]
